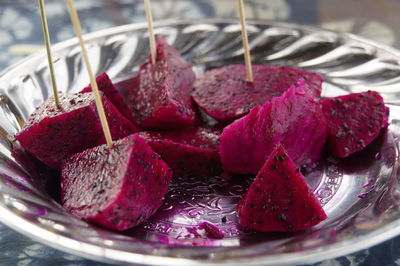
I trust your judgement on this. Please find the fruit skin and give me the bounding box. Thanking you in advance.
[15,92,136,169]
[219,81,327,174]
[321,91,389,158]
[192,64,323,123]
[139,127,221,176]
[81,72,140,130]
[123,36,197,129]
[237,143,327,232]
[61,134,172,231]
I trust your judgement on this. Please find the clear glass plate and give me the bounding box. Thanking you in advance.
[0,19,399,265]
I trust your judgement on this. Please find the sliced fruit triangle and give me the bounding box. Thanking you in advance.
[237,143,327,232]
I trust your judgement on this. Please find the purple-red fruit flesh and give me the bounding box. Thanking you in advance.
[192,65,323,123]
[198,222,224,239]
[81,72,140,129]
[124,36,197,129]
[139,127,221,175]
[321,90,389,158]
[219,81,327,175]
[61,134,172,231]
[237,143,327,232]
[15,92,136,169]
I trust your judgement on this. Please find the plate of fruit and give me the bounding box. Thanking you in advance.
[0,19,399,265]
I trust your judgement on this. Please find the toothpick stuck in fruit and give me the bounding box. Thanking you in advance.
[237,0,253,83]
[65,0,113,148]
[144,0,157,64]
[38,0,60,108]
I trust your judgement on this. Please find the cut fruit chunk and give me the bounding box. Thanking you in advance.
[124,36,197,129]
[321,91,389,158]
[81,72,140,129]
[220,81,327,174]
[61,134,172,231]
[139,127,221,175]
[237,143,327,232]
[192,65,323,122]
[15,92,136,169]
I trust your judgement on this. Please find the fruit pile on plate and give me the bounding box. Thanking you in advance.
[14,36,389,234]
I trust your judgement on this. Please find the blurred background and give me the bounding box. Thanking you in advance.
[1,0,400,71]
[1,0,400,265]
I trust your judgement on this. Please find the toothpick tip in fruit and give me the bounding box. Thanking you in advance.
[237,0,253,83]
[144,0,156,65]
[65,0,113,148]
[38,0,60,108]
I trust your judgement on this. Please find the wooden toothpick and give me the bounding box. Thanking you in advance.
[38,0,60,108]
[65,0,113,148]
[144,0,157,64]
[237,0,253,83]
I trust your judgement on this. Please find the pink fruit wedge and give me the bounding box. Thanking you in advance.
[321,91,389,158]
[192,65,323,123]
[139,127,221,175]
[61,134,172,231]
[220,80,327,175]
[81,72,140,129]
[15,92,137,169]
[124,36,197,129]
[237,143,327,232]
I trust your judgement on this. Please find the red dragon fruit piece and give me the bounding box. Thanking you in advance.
[61,134,172,231]
[237,143,327,232]
[15,92,137,169]
[198,222,224,239]
[139,127,221,175]
[220,81,327,174]
[123,36,197,129]
[81,72,140,130]
[321,91,389,158]
[191,65,323,123]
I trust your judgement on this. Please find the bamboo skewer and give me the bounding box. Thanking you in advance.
[38,0,60,108]
[237,0,253,83]
[65,0,113,148]
[144,0,157,64]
